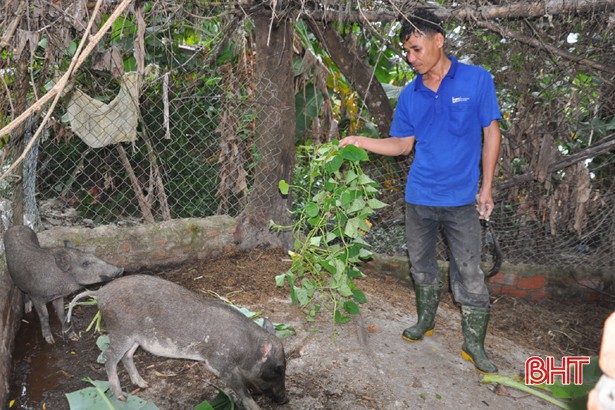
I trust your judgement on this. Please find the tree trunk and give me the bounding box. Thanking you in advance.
[307,20,394,138]
[235,14,295,250]
[306,0,615,22]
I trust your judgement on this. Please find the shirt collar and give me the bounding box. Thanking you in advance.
[414,55,459,91]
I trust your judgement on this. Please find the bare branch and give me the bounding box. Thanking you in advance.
[301,0,615,22]
[0,1,26,51]
[496,135,615,191]
[475,20,615,77]
[0,0,135,181]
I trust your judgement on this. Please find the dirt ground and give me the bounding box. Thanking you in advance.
[9,248,612,409]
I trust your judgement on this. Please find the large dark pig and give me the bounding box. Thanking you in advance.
[3,225,123,343]
[67,274,288,410]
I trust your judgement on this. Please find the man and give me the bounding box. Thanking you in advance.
[339,9,501,374]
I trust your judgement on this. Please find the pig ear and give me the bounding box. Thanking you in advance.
[260,341,272,361]
[262,318,275,335]
[54,250,72,272]
[64,240,75,248]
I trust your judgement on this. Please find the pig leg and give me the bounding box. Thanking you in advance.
[51,297,78,341]
[224,372,262,410]
[105,337,143,401]
[24,295,32,313]
[120,342,149,389]
[31,299,54,344]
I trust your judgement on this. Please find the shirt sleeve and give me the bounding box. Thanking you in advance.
[390,85,415,137]
[478,70,502,127]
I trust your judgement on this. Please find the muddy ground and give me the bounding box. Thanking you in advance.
[9,248,612,409]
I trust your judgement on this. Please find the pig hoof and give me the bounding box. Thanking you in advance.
[45,335,56,344]
[118,394,127,401]
[68,331,79,342]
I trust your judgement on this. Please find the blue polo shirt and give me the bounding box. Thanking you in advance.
[390,56,501,206]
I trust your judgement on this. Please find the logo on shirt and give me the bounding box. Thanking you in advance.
[452,96,470,104]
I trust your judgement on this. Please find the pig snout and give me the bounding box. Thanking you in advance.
[99,266,124,282]
[267,378,288,405]
[272,390,289,405]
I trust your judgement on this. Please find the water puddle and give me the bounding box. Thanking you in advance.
[9,307,102,410]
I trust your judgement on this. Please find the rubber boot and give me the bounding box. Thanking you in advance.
[402,283,440,342]
[461,305,498,374]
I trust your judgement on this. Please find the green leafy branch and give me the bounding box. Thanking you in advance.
[271,142,386,326]
[482,357,602,410]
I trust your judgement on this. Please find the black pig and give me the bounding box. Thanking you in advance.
[68,274,288,410]
[3,225,123,343]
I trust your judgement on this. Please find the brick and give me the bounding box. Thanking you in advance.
[517,275,546,290]
[528,288,550,300]
[501,286,529,299]
[488,284,502,297]
[122,242,131,253]
[488,272,518,286]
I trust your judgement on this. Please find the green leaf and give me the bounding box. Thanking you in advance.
[325,155,343,173]
[232,305,262,319]
[352,289,368,303]
[195,384,235,410]
[345,170,359,183]
[347,267,365,279]
[96,335,110,364]
[273,323,296,338]
[278,180,289,195]
[343,300,360,315]
[305,202,319,218]
[301,278,316,296]
[367,198,388,209]
[339,145,369,162]
[275,273,287,287]
[344,217,362,238]
[340,189,359,208]
[309,236,322,246]
[294,287,309,307]
[306,215,320,227]
[359,248,373,259]
[321,258,344,275]
[481,375,570,409]
[546,356,601,400]
[334,309,352,324]
[346,198,366,214]
[289,282,298,305]
[358,174,376,185]
[324,178,337,192]
[338,277,354,297]
[65,379,159,410]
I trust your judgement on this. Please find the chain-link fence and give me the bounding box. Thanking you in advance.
[33,64,259,226]
[1,0,614,277]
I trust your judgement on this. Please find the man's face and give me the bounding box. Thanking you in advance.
[403,32,444,75]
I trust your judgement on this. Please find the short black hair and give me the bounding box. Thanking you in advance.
[399,9,445,43]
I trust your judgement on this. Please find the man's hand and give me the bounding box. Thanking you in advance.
[476,188,494,220]
[339,135,366,149]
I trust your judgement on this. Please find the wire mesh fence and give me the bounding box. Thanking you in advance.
[26,62,258,226]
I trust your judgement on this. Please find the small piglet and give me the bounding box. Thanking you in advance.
[3,225,123,343]
[68,274,288,410]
